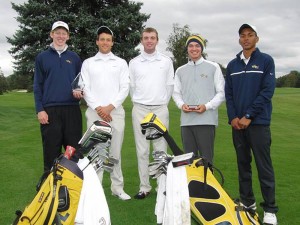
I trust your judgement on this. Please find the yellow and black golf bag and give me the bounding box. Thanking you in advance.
[13,156,83,225]
[186,158,261,224]
[13,120,113,225]
[141,113,262,225]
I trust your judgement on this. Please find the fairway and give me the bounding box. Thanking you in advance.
[0,88,299,225]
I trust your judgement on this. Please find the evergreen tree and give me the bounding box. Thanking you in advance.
[0,68,8,95]
[7,0,150,87]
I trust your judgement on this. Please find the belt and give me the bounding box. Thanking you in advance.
[135,103,163,107]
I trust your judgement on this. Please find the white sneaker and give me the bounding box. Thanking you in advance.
[112,191,131,200]
[263,212,277,225]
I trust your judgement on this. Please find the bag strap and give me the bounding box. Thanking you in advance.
[43,160,62,225]
[195,158,225,186]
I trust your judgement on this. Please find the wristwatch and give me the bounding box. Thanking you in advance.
[245,113,252,119]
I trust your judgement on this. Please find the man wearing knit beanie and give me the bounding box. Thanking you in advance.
[172,33,225,164]
[185,34,206,51]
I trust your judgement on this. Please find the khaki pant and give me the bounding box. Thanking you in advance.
[85,106,125,194]
[132,103,169,192]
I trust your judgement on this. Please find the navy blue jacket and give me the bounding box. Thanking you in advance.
[34,47,82,113]
[225,48,275,125]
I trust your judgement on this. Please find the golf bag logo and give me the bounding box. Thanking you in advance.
[37,192,45,203]
[99,217,106,225]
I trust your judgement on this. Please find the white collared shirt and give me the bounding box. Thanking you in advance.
[241,52,250,65]
[81,52,130,109]
[129,51,174,105]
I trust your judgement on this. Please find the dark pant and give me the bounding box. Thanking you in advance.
[41,105,82,171]
[232,125,278,213]
[181,125,215,163]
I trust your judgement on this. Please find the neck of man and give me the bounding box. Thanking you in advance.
[243,47,256,59]
[51,43,67,52]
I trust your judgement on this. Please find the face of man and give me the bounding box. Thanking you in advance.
[50,28,69,49]
[239,28,259,51]
[96,33,113,54]
[187,42,202,61]
[141,31,158,54]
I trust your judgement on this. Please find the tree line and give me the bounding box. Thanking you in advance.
[2,66,299,95]
[1,1,299,95]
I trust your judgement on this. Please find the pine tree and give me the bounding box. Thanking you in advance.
[0,68,8,94]
[7,0,150,86]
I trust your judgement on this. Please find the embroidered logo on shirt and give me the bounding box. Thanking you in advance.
[66,60,72,64]
[200,74,208,78]
[252,64,259,69]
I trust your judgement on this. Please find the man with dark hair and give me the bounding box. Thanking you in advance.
[81,25,131,200]
[34,21,82,172]
[129,27,174,199]
[225,23,278,225]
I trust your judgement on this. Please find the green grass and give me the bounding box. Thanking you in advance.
[0,88,299,225]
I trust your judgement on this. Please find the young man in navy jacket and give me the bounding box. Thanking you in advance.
[34,21,82,172]
[225,24,278,225]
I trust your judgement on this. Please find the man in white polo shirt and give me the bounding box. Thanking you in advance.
[129,27,175,199]
[81,26,131,200]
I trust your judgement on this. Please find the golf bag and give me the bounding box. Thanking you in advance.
[13,120,114,225]
[141,113,262,225]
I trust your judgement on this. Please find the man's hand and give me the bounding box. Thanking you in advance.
[37,111,49,124]
[182,104,206,113]
[231,117,241,130]
[72,90,83,99]
[238,116,252,129]
[182,104,195,112]
[96,104,114,122]
[193,104,206,113]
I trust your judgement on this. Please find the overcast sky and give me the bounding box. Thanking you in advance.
[1,0,300,77]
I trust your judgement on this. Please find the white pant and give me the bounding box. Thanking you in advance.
[85,106,125,194]
[132,103,169,192]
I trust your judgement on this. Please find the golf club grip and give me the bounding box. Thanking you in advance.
[163,131,183,156]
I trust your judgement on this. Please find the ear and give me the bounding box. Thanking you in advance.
[256,36,259,43]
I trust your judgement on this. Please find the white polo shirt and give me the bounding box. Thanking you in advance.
[129,51,174,105]
[81,52,130,109]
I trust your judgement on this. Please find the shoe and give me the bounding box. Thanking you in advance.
[263,212,277,225]
[134,191,150,199]
[241,202,257,211]
[112,191,131,200]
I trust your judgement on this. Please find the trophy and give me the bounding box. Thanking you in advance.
[71,72,85,94]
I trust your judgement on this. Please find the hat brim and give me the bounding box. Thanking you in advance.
[97,26,114,36]
[238,24,257,34]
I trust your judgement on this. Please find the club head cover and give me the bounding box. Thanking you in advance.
[140,113,167,140]
[78,120,112,154]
